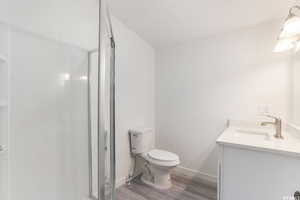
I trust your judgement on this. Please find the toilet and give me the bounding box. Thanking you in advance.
[129,129,180,189]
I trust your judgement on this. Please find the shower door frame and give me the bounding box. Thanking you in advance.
[87,0,116,199]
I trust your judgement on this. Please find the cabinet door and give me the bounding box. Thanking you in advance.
[222,146,300,200]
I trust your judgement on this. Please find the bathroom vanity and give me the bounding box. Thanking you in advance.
[217,121,300,200]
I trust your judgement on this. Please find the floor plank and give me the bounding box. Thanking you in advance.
[116,174,217,200]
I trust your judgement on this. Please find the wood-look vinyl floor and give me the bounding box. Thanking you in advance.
[116,175,217,200]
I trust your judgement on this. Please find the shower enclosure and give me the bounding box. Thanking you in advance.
[0,0,116,200]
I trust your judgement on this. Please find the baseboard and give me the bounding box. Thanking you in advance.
[172,166,217,189]
[116,166,218,189]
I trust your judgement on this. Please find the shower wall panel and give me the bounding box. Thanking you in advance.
[9,29,89,200]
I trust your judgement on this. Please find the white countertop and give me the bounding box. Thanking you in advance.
[217,120,300,157]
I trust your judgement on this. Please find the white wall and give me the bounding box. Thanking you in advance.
[155,20,292,177]
[113,18,156,185]
[290,51,300,126]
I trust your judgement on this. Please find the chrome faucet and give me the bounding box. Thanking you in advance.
[260,115,283,139]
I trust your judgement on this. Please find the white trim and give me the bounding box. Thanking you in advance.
[116,166,218,189]
[172,166,217,188]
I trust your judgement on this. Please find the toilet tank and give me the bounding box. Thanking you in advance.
[129,129,152,154]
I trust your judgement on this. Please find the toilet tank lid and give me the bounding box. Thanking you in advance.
[148,149,179,161]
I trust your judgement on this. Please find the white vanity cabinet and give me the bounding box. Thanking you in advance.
[217,124,300,200]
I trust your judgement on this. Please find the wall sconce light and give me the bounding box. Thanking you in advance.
[274,5,300,52]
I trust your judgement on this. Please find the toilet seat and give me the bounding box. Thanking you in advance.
[144,149,180,167]
[148,149,179,161]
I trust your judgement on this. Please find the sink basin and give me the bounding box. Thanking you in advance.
[235,129,271,141]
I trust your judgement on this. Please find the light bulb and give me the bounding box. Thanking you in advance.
[280,15,300,38]
[273,37,297,52]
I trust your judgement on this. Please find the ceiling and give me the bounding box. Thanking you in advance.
[110,0,296,48]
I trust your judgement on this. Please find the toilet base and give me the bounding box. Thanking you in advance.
[141,165,173,190]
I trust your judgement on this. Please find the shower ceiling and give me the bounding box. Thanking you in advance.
[110,0,296,48]
[0,0,99,49]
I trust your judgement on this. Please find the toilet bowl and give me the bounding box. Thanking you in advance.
[140,149,180,189]
[129,129,180,189]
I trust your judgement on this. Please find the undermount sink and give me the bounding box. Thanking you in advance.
[235,129,271,141]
